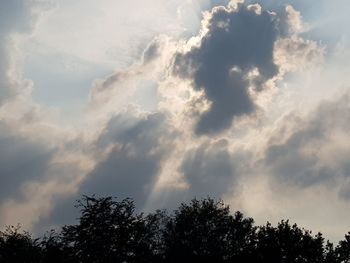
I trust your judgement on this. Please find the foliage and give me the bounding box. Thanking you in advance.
[0,225,41,263]
[61,195,156,262]
[255,220,324,262]
[163,198,256,262]
[1,196,350,262]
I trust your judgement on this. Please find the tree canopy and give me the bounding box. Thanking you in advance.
[1,195,350,262]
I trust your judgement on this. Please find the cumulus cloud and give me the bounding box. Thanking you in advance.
[0,1,54,228]
[35,1,325,222]
[0,117,94,230]
[0,0,95,231]
[0,122,53,201]
[78,109,174,208]
[172,3,323,135]
[0,0,51,104]
[33,109,173,228]
[264,95,350,188]
[3,0,345,242]
[180,139,236,198]
[221,93,350,241]
[173,3,280,134]
[274,5,324,73]
[84,36,178,132]
[0,0,32,103]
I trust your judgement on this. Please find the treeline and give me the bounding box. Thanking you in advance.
[1,196,350,262]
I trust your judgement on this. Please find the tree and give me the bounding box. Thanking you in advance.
[335,232,350,262]
[255,220,325,263]
[324,241,338,263]
[61,195,160,263]
[39,230,72,263]
[142,209,169,262]
[2,195,350,262]
[162,197,256,262]
[0,225,41,263]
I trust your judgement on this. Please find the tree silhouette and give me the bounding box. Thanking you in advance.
[0,225,41,263]
[335,233,350,262]
[162,198,256,262]
[39,230,72,263]
[255,220,325,263]
[324,241,338,263]
[1,195,350,262]
[61,195,160,263]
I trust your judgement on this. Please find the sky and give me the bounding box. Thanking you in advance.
[1,0,350,242]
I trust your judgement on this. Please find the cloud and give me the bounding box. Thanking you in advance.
[33,109,173,229]
[0,0,31,103]
[0,0,92,229]
[0,122,54,201]
[0,1,64,229]
[172,3,281,135]
[180,139,236,198]
[34,1,325,228]
[0,128,95,230]
[1,0,340,242]
[0,0,49,104]
[77,109,174,208]
[264,95,350,188]
[86,36,175,122]
[223,93,350,242]
[171,3,323,135]
[142,39,162,64]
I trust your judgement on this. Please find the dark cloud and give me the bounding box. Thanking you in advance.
[265,142,333,187]
[34,111,172,230]
[4,0,330,233]
[0,1,54,203]
[0,122,54,201]
[142,40,161,64]
[181,140,236,198]
[79,111,171,208]
[33,194,80,233]
[173,4,280,135]
[264,96,350,188]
